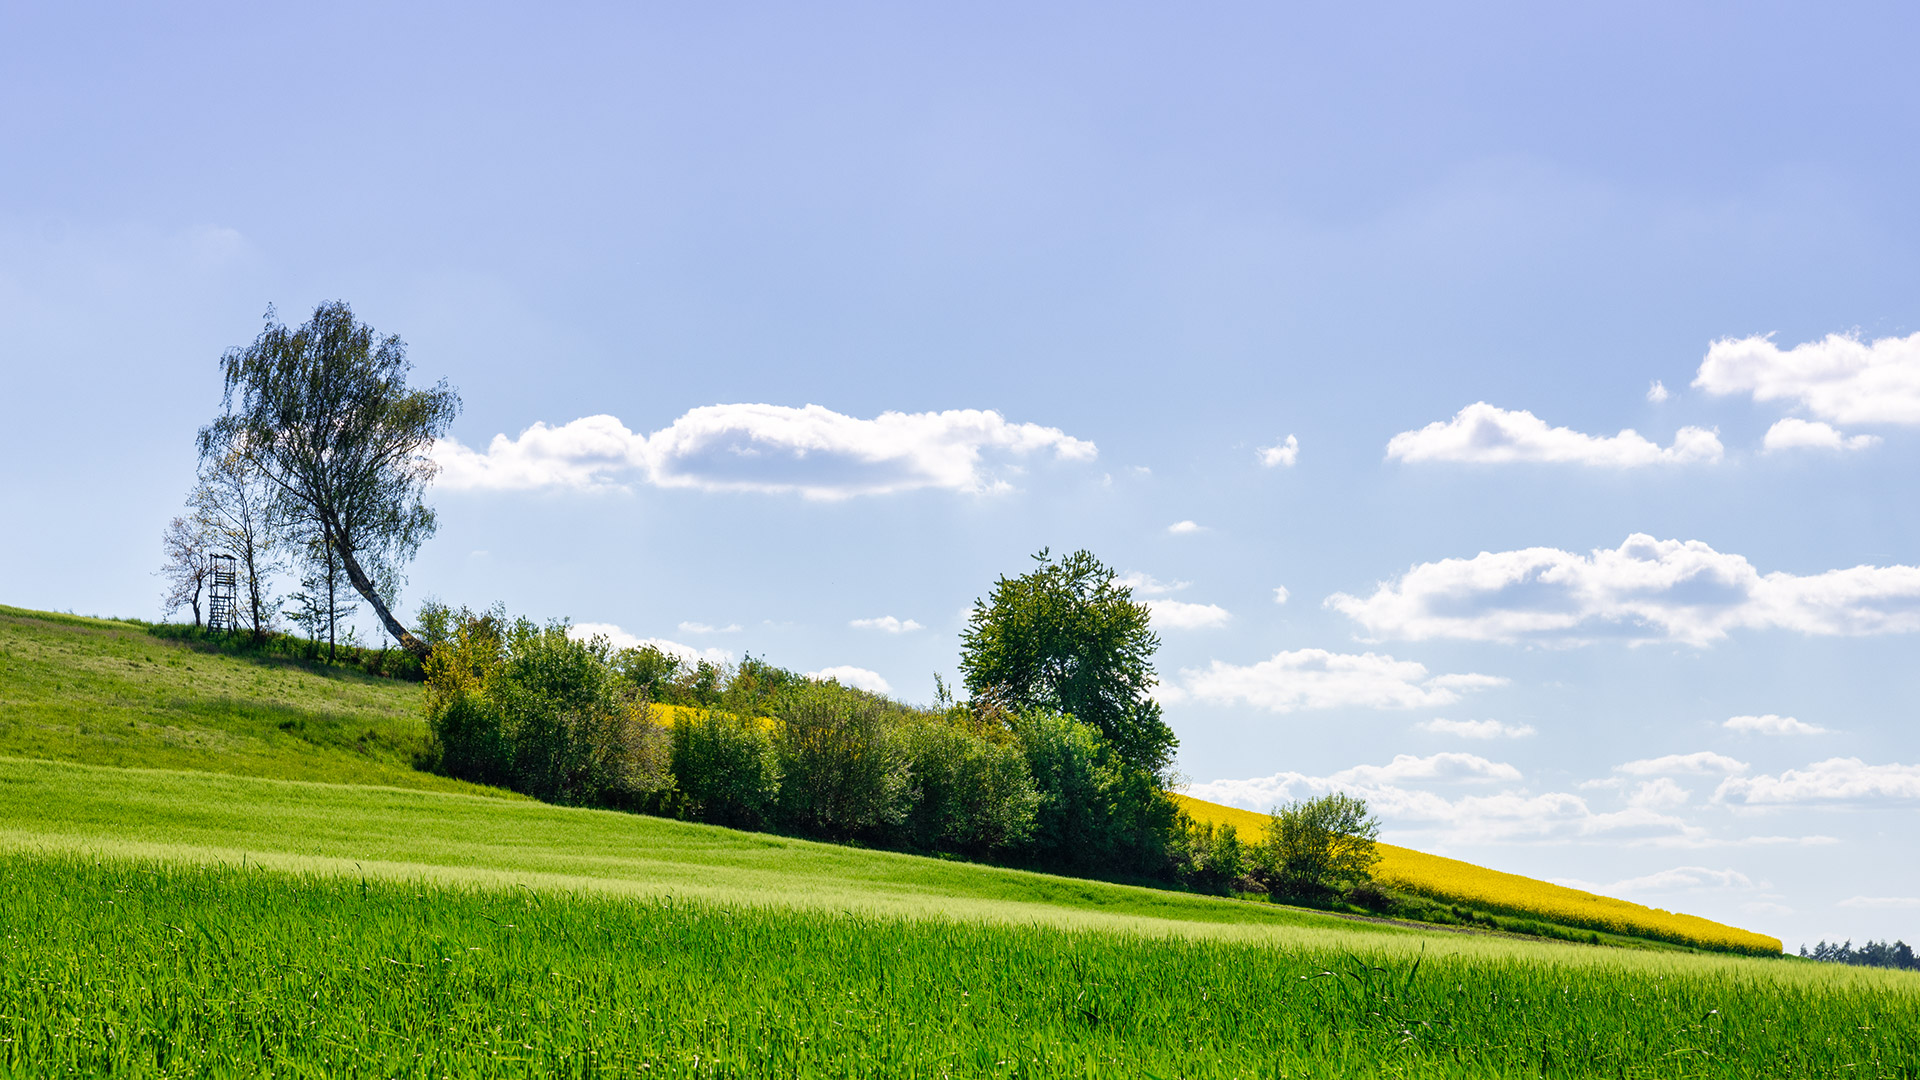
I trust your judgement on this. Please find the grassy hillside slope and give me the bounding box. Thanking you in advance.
[0,604,495,796]
[1174,795,1780,954]
[0,756,1352,938]
[1,603,1774,954]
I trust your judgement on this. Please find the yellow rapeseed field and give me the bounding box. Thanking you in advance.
[1173,793,1781,955]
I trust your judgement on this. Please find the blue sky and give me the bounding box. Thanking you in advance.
[4,1,1918,950]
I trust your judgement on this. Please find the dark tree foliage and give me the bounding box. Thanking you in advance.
[199,302,459,658]
[959,549,1176,776]
[1801,939,1919,971]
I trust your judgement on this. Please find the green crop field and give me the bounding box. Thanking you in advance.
[6,848,1917,1078]
[3,604,1917,1077]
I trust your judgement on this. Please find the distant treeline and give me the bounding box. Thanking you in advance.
[416,603,1380,898]
[1800,940,1918,972]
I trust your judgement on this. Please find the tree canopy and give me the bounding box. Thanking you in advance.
[958,548,1176,775]
[198,301,459,658]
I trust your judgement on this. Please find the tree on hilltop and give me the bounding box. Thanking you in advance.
[959,548,1176,776]
[198,301,459,659]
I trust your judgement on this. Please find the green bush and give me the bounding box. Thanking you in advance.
[899,714,1039,857]
[669,708,781,830]
[1012,708,1176,876]
[1254,792,1381,900]
[422,607,670,808]
[771,682,914,841]
[1170,814,1252,895]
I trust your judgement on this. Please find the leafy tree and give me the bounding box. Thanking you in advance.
[189,451,282,640]
[199,301,460,658]
[1257,792,1381,899]
[959,549,1176,776]
[283,529,358,661]
[159,515,214,626]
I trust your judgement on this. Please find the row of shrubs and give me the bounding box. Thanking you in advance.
[419,608,1175,876]
[417,606,1383,895]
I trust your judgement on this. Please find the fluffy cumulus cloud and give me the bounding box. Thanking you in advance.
[1327,533,1920,646]
[1715,758,1920,806]
[433,404,1097,499]
[806,665,893,694]
[1172,649,1505,712]
[1646,380,1670,403]
[1616,751,1749,777]
[1385,403,1723,467]
[1168,520,1205,535]
[1145,599,1232,630]
[850,616,923,634]
[1724,713,1829,736]
[568,623,733,665]
[1762,418,1880,453]
[1626,778,1693,811]
[1257,434,1299,467]
[1111,572,1230,629]
[1189,754,1697,846]
[1419,718,1536,739]
[1693,331,1920,425]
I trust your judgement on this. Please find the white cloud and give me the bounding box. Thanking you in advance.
[1693,330,1920,425]
[678,621,741,635]
[1647,380,1670,403]
[1626,778,1693,811]
[568,622,733,666]
[1189,764,1694,846]
[1836,896,1920,909]
[1762,418,1880,453]
[1168,520,1205,535]
[1334,752,1522,786]
[1385,402,1723,467]
[1327,533,1920,646]
[1177,649,1506,713]
[1116,571,1188,596]
[1419,717,1536,739]
[1715,758,1920,805]
[1258,434,1299,467]
[1617,752,1749,777]
[433,404,1097,499]
[1146,598,1232,630]
[1724,713,1829,736]
[1272,586,1290,605]
[806,665,893,694]
[434,414,645,491]
[850,616,923,634]
[1562,866,1756,894]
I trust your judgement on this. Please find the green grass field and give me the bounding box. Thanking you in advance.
[4,604,1916,1076]
[7,849,1916,1078]
[0,605,491,795]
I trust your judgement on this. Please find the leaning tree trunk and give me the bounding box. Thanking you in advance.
[336,545,430,660]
